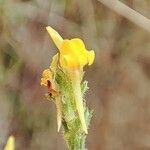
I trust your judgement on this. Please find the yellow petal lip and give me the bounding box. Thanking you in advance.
[46,26,63,50]
[70,38,86,50]
[87,50,95,65]
[60,38,95,68]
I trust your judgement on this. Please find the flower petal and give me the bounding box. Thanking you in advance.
[71,38,85,50]
[46,26,63,50]
[61,40,75,55]
[87,50,95,65]
[4,136,15,150]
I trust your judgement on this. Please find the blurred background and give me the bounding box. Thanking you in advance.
[0,0,150,149]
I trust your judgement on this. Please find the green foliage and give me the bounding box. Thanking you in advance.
[55,69,92,150]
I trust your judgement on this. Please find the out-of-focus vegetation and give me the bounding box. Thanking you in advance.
[0,0,150,149]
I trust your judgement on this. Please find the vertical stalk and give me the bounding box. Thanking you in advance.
[55,69,92,150]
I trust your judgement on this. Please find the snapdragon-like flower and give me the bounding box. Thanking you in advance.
[46,26,95,69]
[46,26,95,134]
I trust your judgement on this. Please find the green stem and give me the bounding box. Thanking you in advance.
[55,69,91,150]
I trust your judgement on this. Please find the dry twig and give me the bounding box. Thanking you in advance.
[98,0,150,32]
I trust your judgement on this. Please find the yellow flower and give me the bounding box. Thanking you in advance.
[45,26,95,134]
[4,136,15,150]
[46,26,95,69]
[40,69,52,86]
